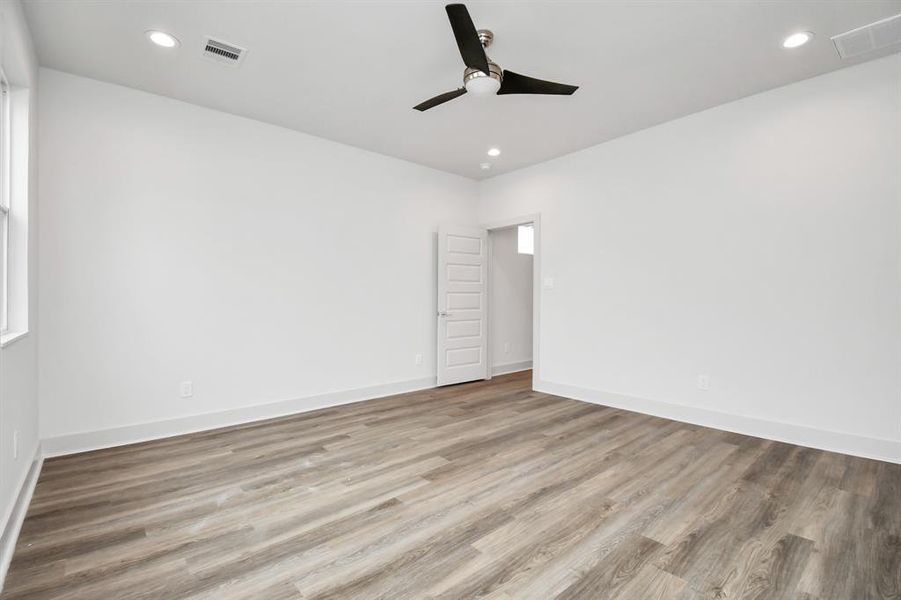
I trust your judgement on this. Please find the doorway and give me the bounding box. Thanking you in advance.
[435,215,540,388]
[487,222,534,379]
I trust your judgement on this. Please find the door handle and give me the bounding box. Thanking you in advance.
[438,311,451,317]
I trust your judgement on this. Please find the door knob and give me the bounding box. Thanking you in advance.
[438,311,449,317]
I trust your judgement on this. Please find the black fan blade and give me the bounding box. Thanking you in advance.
[497,70,578,95]
[445,4,490,74]
[413,88,467,111]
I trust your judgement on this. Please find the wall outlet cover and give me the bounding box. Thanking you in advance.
[697,374,710,391]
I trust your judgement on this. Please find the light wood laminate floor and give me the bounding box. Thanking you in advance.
[3,371,900,599]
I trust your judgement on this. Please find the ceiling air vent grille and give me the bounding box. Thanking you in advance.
[832,13,901,59]
[202,37,247,66]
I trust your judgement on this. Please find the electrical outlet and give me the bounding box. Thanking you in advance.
[415,353,423,366]
[12,430,18,460]
[180,381,193,398]
[503,342,511,354]
[697,374,710,391]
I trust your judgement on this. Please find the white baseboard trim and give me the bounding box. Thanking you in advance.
[42,376,437,458]
[0,444,43,592]
[492,360,533,376]
[536,379,901,465]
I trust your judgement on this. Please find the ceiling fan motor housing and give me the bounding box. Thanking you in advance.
[464,60,503,85]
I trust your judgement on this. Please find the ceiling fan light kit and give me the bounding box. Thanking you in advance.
[414,3,579,111]
[463,57,502,96]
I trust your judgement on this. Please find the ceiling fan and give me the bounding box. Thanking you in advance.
[414,3,579,111]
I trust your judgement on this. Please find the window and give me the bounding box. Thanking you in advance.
[0,67,27,346]
[517,224,534,256]
[0,72,9,334]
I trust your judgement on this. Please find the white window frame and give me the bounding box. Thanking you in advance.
[0,71,10,335]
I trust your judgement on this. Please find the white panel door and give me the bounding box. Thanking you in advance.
[437,224,488,386]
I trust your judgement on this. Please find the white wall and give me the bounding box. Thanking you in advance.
[479,55,901,462]
[33,53,901,464]
[0,0,39,578]
[490,226,532,373]
[38,68,478,447]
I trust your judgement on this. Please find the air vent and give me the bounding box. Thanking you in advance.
[202,37,247,66]
[832,13,901,59]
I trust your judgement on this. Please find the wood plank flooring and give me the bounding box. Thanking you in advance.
[4,371,900,599]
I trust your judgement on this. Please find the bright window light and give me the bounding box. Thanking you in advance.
[0,74,33,345]
[517,225,534,255]
[0,75,9,334]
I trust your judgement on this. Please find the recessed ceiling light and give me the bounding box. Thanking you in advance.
[782,31,813,49]
[480,162,492,170]
[146,30,179,48]
[487,148,501,157]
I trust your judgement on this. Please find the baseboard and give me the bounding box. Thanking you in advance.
[536,379,901,465]
[42,376,436,457]
[0,444,43,592]
[492,360,533,376]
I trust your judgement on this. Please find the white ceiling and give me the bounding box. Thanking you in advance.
[22,0,901,180]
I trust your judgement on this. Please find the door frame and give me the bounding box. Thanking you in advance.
[482,213,541,389]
